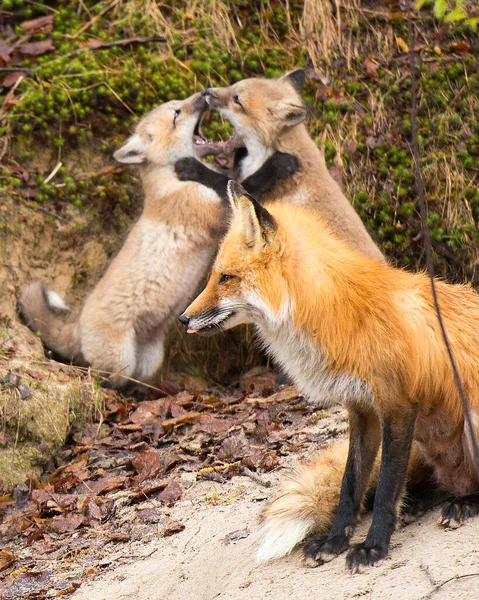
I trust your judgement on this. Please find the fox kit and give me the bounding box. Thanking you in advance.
[19,96,295,390]
[180,181,479,572]
[175,71,383,261]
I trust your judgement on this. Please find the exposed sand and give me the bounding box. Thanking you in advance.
[72,461,479,600]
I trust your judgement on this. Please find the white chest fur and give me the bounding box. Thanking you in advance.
[256,316,373,409]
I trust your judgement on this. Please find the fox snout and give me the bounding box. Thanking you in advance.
[178,313,190,326]
[203,88,224,109]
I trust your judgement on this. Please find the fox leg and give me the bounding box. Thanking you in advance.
[82,324,137,390]
[441,492,479,526]
[133,335,165,386]
[346,404,417,573]
[303,406,381,565]
[174,152,299,200]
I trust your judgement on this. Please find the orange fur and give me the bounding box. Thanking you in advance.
[183,184,479,562]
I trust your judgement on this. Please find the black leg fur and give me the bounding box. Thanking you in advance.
[441,492,479,527]
[174,152,299,201]
[303,407,381,566]
[346,406,417,573]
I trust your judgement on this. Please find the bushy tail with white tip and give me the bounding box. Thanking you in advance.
[256,439,351,562]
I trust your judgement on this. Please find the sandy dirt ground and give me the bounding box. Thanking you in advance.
[72,459,479,600]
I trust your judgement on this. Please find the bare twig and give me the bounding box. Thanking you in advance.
[422,573,479,599]
[43,161,62,184]
[241,466,271,488]
[70,0,120,39]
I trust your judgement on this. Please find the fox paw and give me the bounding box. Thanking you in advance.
[272,153,300,178]
[346,543,388,573]
[174,157,205,182]
[302,533,349,567]
[441,493,479,528]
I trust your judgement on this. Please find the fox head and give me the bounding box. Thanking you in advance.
[203,70,307,149]
[114,92,209,167]
[179,181,287,335]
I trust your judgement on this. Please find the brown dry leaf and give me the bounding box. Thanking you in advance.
[18,39,55,56]
[49,513,85,533]
[94,165,124,177]
[158,481,182,505]
[170,402,188,418]
[219,434,250,460]
[131,478,167,500]
[0,548,17,572]
[156,380,183,396]
[137,508,162,524]
[87,501,102,521]
[161,518,184,536]
[247,385,301,405]
[129,398,170,424]
[364,57,379,80]
[222,528,250,545]
[344,141,358,155]
[161,411,202,431]
[130,447,162,482]
[20,15,54,33]
[241,368,277,396]
[0,40,11,63]
[197,415,234,435]
[115,423,142,432]
[449,42,472,54]
[79,476,126,496]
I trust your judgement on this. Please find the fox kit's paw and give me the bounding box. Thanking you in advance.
[346,542,388,574]
[441,492,479,528]
[302,533,349,567]
[175,157,205,182]
[271,153,300,178]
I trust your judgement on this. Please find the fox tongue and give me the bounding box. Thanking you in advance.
[187,328,198,334]
[215,153,234,169]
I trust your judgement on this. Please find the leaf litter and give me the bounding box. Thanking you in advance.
[0,367,347,599]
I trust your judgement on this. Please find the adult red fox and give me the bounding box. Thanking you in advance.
[19,95,296,391]
[180,181,479,572]
[175,70,384,261]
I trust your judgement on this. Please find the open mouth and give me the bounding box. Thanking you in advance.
[193,111,244,170]
[187,310,237,337]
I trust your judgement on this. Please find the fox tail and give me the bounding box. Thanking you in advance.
[18,281,81,362]
[255,438,352,562]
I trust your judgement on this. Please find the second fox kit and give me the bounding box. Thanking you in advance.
[176,70,383,261]
[180,182,479,572]
[19,95,294,389]
[19,94,293,389]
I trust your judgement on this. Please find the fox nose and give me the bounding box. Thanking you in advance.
[178,313,190,326]
[203,89,220,107]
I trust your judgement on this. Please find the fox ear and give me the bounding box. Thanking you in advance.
[281,69,306,95]
[227,181,276,247]
[114,134,149,164]
[269,101,307,127]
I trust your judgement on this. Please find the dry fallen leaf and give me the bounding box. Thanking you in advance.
[0,548,17,572]
[18,39,55,56]
[20,15,54,33]
[364,57,379,80]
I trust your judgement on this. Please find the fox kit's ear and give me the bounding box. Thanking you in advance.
[227,181,276,247]
[114,134,149,164]
[281,69,306,95]
[269,101,307,127]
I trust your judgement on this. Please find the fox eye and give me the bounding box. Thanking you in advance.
[233,95,241,105]
[218,273,235,285]
[173,108,181,127]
